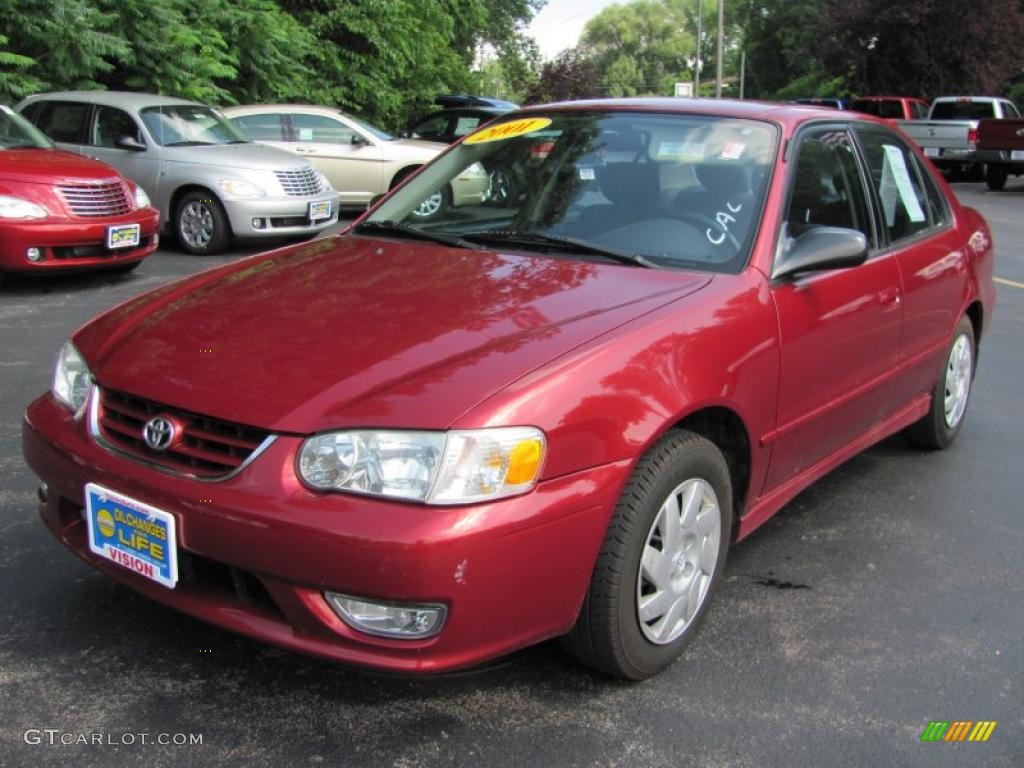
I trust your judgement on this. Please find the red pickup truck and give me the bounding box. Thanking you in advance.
[976,117,1024,189]
[850,96,930,120]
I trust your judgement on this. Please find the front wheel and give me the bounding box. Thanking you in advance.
[408,185,451,223]
[175,191,231,255]
[562,430,732,680]
[904,315,975,449]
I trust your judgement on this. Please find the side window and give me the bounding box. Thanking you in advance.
[32,101,89,143]
[90,106,143,148]
[453,115,483,137]
[911,101,929,119]
[785,129,874,245]
[290,114,355,144]
[411,114,450,139]
[232,113,285,141]
[913,155,951,228]
[1003,101,1020,118]
[855,128,934,243]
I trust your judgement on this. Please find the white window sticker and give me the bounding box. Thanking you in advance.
[880,144,927,224]
[657,141,705,162]
[720,142,746,160]
[579,166,595,180]
[298,127,314,142]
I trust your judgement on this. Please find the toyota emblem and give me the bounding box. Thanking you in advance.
[142,415,177,451]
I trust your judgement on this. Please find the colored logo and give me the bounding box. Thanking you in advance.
[95,508,115,538]
[142,415,177,452]
[463,117,552,145]
[920,720,997,742]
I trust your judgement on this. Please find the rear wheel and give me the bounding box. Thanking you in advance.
[563,430,732,680]
[985,164,1008,191]
[175,191,231,255]
[409,185,451,223]
[905,314,975,449]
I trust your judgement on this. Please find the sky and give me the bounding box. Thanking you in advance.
[525,0,624,60]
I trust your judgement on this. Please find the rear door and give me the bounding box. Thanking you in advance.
[765,125,903,490]
[852,125,967,405]
[229,112,290,153]
[21,100,90,155]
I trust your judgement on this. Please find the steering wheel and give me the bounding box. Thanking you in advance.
[676,211,741,251]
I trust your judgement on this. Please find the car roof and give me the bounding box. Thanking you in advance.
[222,104,348,117]
[515,97,857,128]
[19,90,199,110]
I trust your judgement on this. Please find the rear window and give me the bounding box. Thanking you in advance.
[930,100,996,120]
[851,100,905,119]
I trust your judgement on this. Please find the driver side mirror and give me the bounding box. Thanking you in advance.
[351,133,368,147]
[114,135,147,152]
[772,226,868,280]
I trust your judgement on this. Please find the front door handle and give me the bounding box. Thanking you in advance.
[878,287,901,307]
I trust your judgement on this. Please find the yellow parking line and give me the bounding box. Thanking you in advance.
[995,276,1024,289]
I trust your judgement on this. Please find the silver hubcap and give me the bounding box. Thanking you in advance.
[413,191,443,218]
[180,202,214,248]
[944,333,972,428]
[637,478,721,645]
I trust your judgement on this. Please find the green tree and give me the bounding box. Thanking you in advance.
[0,34,40,101]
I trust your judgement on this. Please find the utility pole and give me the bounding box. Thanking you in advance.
[715,0,724,98]
[694,0,702,97]
[739,49,745,99]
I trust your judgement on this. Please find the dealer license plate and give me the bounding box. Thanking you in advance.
[107,223,141,249]
[308,200,333,222]
[1011,150,1024,161]
[85,483,178,588]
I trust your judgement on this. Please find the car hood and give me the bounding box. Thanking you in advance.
[161,142,312,171]
[0,148,123,185]
[74,236,711,434]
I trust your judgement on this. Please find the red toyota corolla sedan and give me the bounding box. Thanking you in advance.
[0,105,158,282]
[23,99,995,679]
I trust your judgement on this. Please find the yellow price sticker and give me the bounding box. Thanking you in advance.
[463,117,553,145]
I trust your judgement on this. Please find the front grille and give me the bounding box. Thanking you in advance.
[275,167,323,197]
[95,388,272,478]
[58,181,132,217]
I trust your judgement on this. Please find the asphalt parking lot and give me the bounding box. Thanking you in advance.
[1,187,1022,768]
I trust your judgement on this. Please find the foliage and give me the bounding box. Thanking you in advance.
[526,47,602,104]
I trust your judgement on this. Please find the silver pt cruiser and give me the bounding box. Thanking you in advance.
[17,92,341,255]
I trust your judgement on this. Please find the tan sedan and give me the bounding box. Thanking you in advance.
[223,104,488,221]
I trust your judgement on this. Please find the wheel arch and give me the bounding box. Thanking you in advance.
[389,165,423,190]
[168,184,233,236]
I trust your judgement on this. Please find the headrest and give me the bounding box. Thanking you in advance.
[597,162,660,208]
[695,163,750,195]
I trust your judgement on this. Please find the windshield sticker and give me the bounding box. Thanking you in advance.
[463,117,553,144]
[298,127,315,142]
[656,141,706,162]
[720,142,746,160]
[880,144,927,224]
[579,166,596,180]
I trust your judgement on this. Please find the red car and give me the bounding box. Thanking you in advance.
[0,105,158,282]
[850,96,930,120]
[23,99,995,680]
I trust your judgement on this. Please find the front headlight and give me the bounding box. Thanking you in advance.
[133,185,151,209]
[298,427,546,504]
[218,178,266,198]
[0,194,48,220]
[52,341,92,413]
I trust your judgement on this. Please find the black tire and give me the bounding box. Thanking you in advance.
[486,166,517,206]
[904,315,976,450]
[562,429,733,680]
[175,190,231,255]
[985,164,1008,191]
[407,184,451,223]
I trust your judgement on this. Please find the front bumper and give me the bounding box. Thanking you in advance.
[23,392,628,673]
[224,193,341,238]
[0,209,159,273]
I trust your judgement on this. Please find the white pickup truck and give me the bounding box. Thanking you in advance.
[898,96,1021,177]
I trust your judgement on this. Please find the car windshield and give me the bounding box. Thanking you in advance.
[363,111,778,273]
[0,106,53,150]
[141,105,250,146]
[348,115,394,142]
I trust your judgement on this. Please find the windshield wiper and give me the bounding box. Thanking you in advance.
[461,230,657,268]
[165,140,215,147]
[353,220,479,250]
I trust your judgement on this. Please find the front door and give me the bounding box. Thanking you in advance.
[766,126,904,491]
[287,113,384,204]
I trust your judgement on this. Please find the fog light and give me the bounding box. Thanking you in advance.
[324,592,446,639]
[252,218,264,229]
[26,247,42,262]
